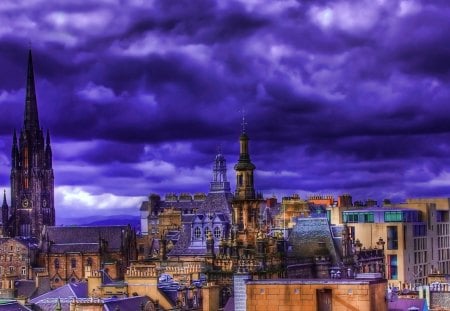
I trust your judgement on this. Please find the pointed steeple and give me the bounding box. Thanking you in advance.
[2,190,7,206]
[2,190,8,225]
[45,129,52,169]
[24,50,40,132]
[11,129,19,169]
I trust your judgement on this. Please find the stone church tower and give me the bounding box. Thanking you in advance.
[9,50,55,238]
[232,123,265,244]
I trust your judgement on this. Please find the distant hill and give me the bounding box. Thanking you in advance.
[58,214,140,231]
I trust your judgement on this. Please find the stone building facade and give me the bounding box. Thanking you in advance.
[38,225,136,289]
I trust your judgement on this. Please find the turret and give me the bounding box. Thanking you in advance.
[210,151,231,193]
[234,132,256,199]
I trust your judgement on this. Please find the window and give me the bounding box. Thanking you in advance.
[413,225,426,237]
[9,266,14,273]
[388,255,398,280]
[71,258,77,269]
[437,211,449,222]
[214,227,221,239]
[194,227,201,240]
[385,211,403,222]
[21,267,26,275]
[387,226,398,250]
[343,212,359,223]
[204,227,211,238]
[86,257,93,266]
[54,258,60,269]
[364,213,374,223]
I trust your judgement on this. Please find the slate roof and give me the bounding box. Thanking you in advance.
[288,217,341,265]
[15,280,36,299]
[168,222,197,256]
[29,282,88,311]
[104,296,151,311]
[0,300,32,310]
[197,192,233,217]
[42,225,130,254]
[388,297,427,311]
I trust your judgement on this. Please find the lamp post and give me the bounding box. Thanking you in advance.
[376,237,385,250]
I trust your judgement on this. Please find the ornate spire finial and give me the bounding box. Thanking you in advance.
[240,108,247,134]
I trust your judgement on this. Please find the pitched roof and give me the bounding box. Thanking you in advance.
[0,299,32,311]
[29,282,88,308]
[288,217,341,265]
[388,297,426,311]
[42,225,130,253]
[104,296,151,311]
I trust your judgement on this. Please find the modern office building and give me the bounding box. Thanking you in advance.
[342,204,448,288]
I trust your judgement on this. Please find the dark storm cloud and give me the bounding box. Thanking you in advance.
[1,0,450,222]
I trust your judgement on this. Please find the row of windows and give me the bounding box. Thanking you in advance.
[438,236,450,249]
[54,257,93,269]
[0,254,27,262]
[414,251,427,265]
[413,237,426,251]
[438,261,450,275]
[193,227,222,240]
[437,223,450,236]
[438,249,450,262]
[343,212,374,223]
[0,246,25,252]
[0,266,26,275]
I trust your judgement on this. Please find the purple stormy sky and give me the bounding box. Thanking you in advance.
[0,0,450,223]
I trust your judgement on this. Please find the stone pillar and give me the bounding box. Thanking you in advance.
[234,273,251,311]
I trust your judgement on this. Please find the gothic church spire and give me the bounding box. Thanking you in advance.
[24,50,40,132]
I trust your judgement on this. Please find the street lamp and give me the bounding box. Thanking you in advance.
[376,237,385,250]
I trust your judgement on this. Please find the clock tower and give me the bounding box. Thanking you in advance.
[9,50,55,238]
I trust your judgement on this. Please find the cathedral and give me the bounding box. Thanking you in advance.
[1,50,55,239]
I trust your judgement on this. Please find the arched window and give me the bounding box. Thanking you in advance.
[204,227,211,238]
[214,227,221,239]
[194,227,201,240]
[54,258,60,269]
[71,258,77,269]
